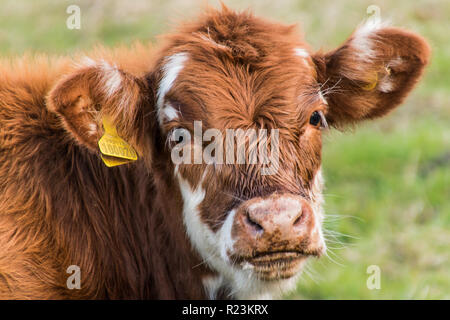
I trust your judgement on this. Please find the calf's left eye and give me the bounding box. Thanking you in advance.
[309,111,322,126]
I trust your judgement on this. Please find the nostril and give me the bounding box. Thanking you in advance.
[245,212,264,234]
[293,212,304,227]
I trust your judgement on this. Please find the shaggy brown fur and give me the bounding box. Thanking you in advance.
[0,6,429,299]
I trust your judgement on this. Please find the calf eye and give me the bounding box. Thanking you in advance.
[309,110,328,129]
[309,111,322,126]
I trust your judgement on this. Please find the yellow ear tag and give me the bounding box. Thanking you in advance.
[362,73,378,91]
[98,117,138,167]
[100,154,135,167]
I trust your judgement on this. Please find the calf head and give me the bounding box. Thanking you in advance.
[47,7,430,298]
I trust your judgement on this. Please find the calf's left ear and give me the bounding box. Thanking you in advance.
[313,19,431,126]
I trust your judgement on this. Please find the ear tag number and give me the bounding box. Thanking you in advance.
[98,117,138,167]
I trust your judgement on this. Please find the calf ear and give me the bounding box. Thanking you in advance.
[313,19,430,126]
[47,59,154,155]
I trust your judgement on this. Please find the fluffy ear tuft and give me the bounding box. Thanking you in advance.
[47,59,154,155]
[313,20,431,126]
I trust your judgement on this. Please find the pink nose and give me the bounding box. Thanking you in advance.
[244,196,310,240]
[232,194,323,256]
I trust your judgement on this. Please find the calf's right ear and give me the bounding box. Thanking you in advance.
[47,60,155,157]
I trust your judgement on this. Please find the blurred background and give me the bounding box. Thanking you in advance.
[1,0,448,299]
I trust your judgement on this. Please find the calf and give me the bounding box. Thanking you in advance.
[0,7,429,299]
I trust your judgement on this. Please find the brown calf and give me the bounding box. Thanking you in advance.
[0,7,429,299]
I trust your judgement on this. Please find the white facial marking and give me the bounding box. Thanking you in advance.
[241,262,255,270]
[157,52,188,125]
[310,168,324,215]
[177,171,208,256]
[217,209,237,263]
[176,169,304,300]
[294,48,309,58]
[309,168,326,254]
[319,90,328,105]
[202,275,224,300]
[162,102,179,121]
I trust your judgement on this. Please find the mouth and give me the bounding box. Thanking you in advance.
[237,251,309,281]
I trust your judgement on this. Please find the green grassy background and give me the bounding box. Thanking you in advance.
[1,0,448,299]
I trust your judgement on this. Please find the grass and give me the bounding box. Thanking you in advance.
[289,119,449,299]
[1,0,448,299]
